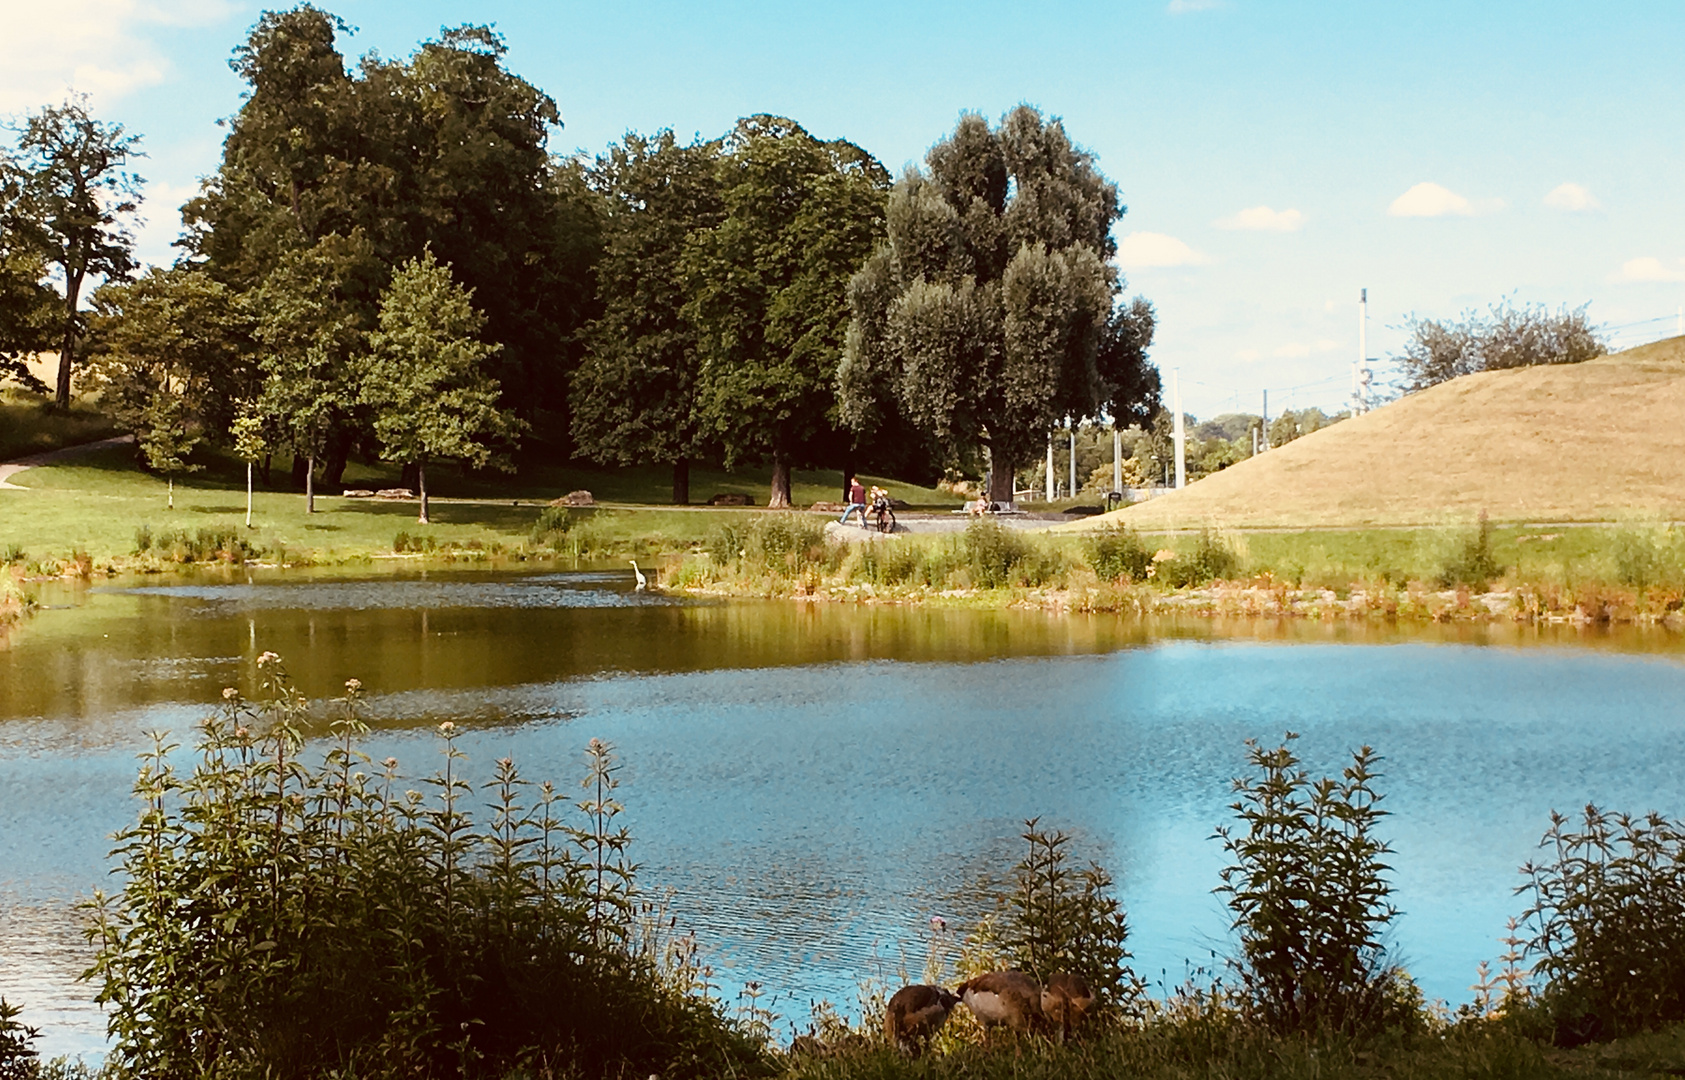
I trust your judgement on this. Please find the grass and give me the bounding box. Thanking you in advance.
[0,442,959,571]
[0,397,119,461]
[1074,335,1685,529]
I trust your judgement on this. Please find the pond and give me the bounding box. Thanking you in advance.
[2,568,1684,1058]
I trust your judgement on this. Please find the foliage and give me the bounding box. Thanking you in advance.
[1393,299,1607,393]
[1438,512,1503,588]
[1156,529,1239,588]
[963,518,1038,588]
[1087,524,1153,582]
[572,131,724,502]
[84,653,769,1080]
[0,161,58,393]
[706,512,829,573]
[529,505,576,548]
[1215,735,1403,1037]
[0,998,40,1080]
[839,108,1158,504]
[684,115,890,507]
[1518,805,1685,1044]
[6,96,144,407]
[362,250,524,521]
[997,818,1142,1015]
[132,525,260,563]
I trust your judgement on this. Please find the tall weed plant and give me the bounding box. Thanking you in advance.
[84,654,766,1080]
[1215,735,1406,1037]
[1518,805,1685,1044]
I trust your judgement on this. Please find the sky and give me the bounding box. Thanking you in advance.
[3,0,1682,419]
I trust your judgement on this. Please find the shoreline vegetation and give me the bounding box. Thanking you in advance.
[3,660,1683,1079]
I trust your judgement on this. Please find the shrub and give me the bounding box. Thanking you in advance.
[529,505,574,549]
[1087,525,1153,583]
[0,998,39,1080]
[996,819,1143,1017]
[1438,512,1502,589]
[1215,735,1404,1036]
[964,519,1032,588]
[1159,530,1239,588]
[133,526,258,563]
[2,544,25,566]
[84,655,768,1080]
[1518,805,1685,1044]
[705,520,750,566]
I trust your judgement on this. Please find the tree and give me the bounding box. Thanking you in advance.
[1393,299,1607,393]
[230,404,267,527]
[839,108,1158,506]
[571,131,723,504]
[137,387,201,510]
[362,250,523,524]
[683,115,890,508]
[253,232,381,512]
[9,98,144,408]
[0,160,57,392]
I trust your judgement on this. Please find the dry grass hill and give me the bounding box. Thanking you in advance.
[1063,335,1685,531]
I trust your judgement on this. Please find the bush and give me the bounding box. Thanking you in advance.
[0,998,40,1080]
[1087,525,1153,583]
[1215,735,1404,1036]
[529,505,575,550]
[84,655,768,1080]
[1518,805,1685,1044]
[132,526,259,563]
[394,530,437,554]
[1158,530,1239,588]
[1438,513,1502,589]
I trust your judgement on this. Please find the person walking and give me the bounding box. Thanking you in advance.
[839,476,868,526]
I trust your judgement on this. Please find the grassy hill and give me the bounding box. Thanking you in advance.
[1069,335,1685,531]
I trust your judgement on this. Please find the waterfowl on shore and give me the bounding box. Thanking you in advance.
[884,984,960,1053]
[1041,972,1095,1041]
[956,971,1043,1034]
[630,560,647,590]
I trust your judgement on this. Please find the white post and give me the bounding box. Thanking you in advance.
[1046,435,1055,502]
[245,461,253,528]
[1262,389,1270,451]
[1172,369,1186,490]
[1355,288,1370,415]
[1112,423,1122,493]
[1069,422,1077,499]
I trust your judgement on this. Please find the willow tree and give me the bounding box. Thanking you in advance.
[838,108,1158,506]
[363,250,522,524]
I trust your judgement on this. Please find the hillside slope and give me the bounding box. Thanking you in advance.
[1063,335,1685,530]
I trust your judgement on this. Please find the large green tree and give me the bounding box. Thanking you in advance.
[363,250,522,523]
[683,115,889,508]
[9,98,144,408]
[571,131,724,504]
[183,8,600,442]
[838,108,1158,506]
[1393,299,1607,392]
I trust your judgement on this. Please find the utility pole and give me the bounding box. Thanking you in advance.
[1353,288,1372,415]
[1069,421,1077,500]
[1261,389,1270,451]
[1046,434,1055,501]
[1113,423,1122,493]
[1173,369,1186,489]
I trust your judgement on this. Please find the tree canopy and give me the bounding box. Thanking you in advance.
[838,108,1158,505]
[1393,299,1607,393]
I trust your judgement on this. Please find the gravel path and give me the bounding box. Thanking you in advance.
[823,510,1081,541]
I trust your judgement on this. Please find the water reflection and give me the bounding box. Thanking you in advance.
[1,569,1683,1058]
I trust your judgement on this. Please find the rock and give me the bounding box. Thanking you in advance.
[707,493,753,506]
[341,489,375,498]
[551,490,595,507]
[810,501,846,512]
[374,488,414,500]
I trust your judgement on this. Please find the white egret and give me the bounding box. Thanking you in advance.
[630,560,647,590]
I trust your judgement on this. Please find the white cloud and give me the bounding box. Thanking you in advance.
[1214,205,1305,232]
[132,179,202,267]
[0,0,238,112]
[1543,182,1600,213]
[1167,0,1223,10]
[1387,181,1479,218]
[1116,231,1211,269]
[1616,256,1685,284]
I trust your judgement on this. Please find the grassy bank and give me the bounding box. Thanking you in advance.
[669,515,1685,625]
[0,398,119,462]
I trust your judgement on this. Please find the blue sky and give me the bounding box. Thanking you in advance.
[4,0,1681,417]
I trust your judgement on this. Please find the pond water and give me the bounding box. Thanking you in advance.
[2,568,1684,1058]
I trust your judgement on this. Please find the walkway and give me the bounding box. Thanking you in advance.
[0,435,134,490]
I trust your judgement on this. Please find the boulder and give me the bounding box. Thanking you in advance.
[551,490,594,507]
[375,488,414,500]
[810,501,846,513]
[341,489,375,499]
[707,492,753,506]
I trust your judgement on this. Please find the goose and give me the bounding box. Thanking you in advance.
[630,560,647,590]
[884,984,960,1054]
[957,971,1043,1035]
[1041,972,1095,1042]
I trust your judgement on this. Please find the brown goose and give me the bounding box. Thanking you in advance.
[884,984,961,1053]
[956,971,1043,1034]
[1040,972,1095,1041]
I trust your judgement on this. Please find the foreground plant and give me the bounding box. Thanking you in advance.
[84,653,766,1080]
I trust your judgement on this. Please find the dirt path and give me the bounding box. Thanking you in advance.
[0,435,133,490]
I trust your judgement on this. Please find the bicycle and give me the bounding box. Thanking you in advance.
[871,496,896,534]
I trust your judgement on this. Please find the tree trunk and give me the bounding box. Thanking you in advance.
[321,434,350,490]
[290,454,309,491]
[246,462,253,528]
[54,272,84,409]
[306,455,315,514]
[672,457,690,505]
[417,461,429,525]
[988,452,1016,507]
[167,476,174,510]
[768,453,792,509]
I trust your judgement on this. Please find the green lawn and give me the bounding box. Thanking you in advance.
[0,397,119,461]
[0,443,963,569]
